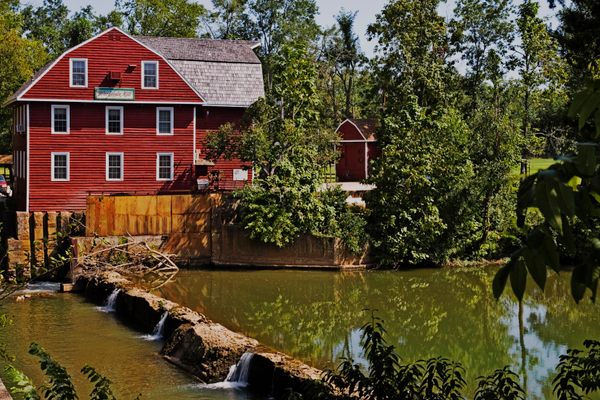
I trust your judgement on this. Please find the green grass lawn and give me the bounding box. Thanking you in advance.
[512,158,557,177]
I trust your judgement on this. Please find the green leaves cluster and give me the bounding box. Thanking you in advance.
[5,342,136,400]
[494,81,600,303]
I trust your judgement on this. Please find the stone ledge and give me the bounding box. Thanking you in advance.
[0,377,13,400]
[75,272,324,398]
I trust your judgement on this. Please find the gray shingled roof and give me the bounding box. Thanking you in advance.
[135,36,265,106]
[171,60,264,107]
[134,36,261,64]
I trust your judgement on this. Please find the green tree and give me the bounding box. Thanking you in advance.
[21,0,122,58]
[494,80,600,303]
[450,0,514,104]
[557,0,600,87]
[0,0,47,153]
[206,0,256,40]
[322,10,365,120]
[515,0,568,171]
[116,0,206,37]
[248,0,320,90]
[206,43,341,247]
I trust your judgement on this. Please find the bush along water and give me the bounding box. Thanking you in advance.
[291,315,600,400]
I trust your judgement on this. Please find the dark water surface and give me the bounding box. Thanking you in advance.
[157,267,600,399]
[0,290,259,400]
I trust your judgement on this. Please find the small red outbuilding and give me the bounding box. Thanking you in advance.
[335,119,379,182]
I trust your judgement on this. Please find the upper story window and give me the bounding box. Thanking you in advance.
[106,152,124,181]
[70,58,88,87]
[51,105,70,134]
[156,153,174,181]
[142,61,159,89]
[51,152,70,181]
[156,107,174,135]
[105,106,124,135]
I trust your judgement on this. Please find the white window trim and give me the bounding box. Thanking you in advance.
[105,106,124,135]
[156,107,174,135]
[69,58,88,88]
[141,60,159,89]
[105,152,124,182]
[51,152,70,182]
[156,152,174,181]
[51,105,70,134]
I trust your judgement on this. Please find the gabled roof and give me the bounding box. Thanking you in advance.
[6,28,265,107]
[134,36,264,106]
[133,36,261,64]
[337,119,378,141]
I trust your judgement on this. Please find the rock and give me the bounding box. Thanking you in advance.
[161,322,258,382]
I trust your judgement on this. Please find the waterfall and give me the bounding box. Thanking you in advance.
[197,352,254,390]
[225,352,254,386]
[97,289,120,313]
[141,312,168,341]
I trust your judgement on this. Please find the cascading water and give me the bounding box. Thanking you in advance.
[225,352,254,386]
[199,352,255,390]
[97,289,120,313]
[141,312,168,341]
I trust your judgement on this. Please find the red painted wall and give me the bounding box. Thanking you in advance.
[337,142,367,182]
[28,103,196,211]
[337,120,365,141]
[196,107,252,191]
[22,29,201,103]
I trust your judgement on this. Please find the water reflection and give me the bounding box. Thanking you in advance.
[158,267,600,399]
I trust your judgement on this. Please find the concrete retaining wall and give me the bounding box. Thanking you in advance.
[75,272,325,398]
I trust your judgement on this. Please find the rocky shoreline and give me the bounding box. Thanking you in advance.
[74,272,324,398]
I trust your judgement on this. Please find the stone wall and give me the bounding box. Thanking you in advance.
[5,211,80,281]
[212,224,370,269]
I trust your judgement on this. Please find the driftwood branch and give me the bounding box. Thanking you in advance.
[78,236,178,291]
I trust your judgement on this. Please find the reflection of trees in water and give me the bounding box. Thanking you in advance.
[158,268,600,397]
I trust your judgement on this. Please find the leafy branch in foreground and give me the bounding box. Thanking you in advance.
[318,316,600,400]
[5,342,136,400]
[494,80,600,303]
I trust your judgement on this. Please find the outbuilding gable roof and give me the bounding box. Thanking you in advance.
[337,119,378,141]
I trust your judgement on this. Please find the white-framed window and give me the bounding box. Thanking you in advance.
[142,60,159,89]
[156,152,174,181]
[106,152,124,181]
[156,107,174,135]
[51,152,69,181]
[105,106,124,135]
[70,58,88,87]
[51,105,70,134]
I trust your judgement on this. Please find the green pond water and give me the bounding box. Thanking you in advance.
[156,267,600,399]
[0,285,261,400]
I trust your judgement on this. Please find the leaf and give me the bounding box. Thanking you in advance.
[535,178,562,233]
[576,143,598,176]
[493,264,511,299]
[524,247,547,291]
[510,258,527,301]
[542,233,560,273]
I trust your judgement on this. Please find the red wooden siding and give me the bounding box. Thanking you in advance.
[335,119,379,182]
[22,29,201,103]
[196,107,252,191]
[28,103,196,211]
[337,143,367,182]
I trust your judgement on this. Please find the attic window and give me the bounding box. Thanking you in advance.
[142,61,159,89]
[70,58,87,87]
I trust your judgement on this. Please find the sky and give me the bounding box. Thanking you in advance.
[23,0,559,57]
